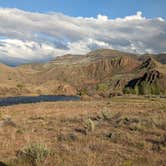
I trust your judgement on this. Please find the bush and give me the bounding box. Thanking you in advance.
[16,83,24,89]
[78,88,88,96]
[138,81,161,95]
[121,160,132,166]
[123,87,131,94]
[84,118,95,132]
[16,144,50,166]
[123,87,136,94]
[96,83,109,92]
[101,110,111,120]
[123,82,162,95]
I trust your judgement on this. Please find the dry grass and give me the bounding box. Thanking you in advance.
[0,97,165,166]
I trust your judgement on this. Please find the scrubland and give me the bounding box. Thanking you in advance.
[0,97,165,166]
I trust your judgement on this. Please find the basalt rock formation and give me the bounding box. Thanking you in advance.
[124,57,166,95]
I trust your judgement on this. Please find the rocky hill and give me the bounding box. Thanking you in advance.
[124,57,166,95]
[0,49,165,97]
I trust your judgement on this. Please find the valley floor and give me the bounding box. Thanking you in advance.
[0,97,166,166]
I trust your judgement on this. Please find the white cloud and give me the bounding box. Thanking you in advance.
[157,17,165,22]
[124,11,145,21]
[0,8,165,65]
[97,14,108,22]
[0,39,59,59]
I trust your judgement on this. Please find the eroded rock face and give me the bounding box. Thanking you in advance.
[142,70,163,84]
[113,79,128,89]
[138,57,157,71]
[127,70,164,87]
[85,56,139,81]
[124,70,166,95]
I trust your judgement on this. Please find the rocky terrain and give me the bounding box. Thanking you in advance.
[0,49,165,97]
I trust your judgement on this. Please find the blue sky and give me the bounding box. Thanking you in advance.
[0,0,165,19]
[0,0,165,65]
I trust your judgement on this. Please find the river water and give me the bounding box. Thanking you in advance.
[0,95,80,106]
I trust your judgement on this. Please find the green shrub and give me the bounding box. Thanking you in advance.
[134,85,139,95]
[16,144,50,166]
[121,160,132,166]
[96,83,109,92]
[78,88,88,96]
[150,83,160,95]
[16,83,24,89]
[123,87,131,94]
[123,87,136,94]
[138,82,161,95]
[124,82,162,95]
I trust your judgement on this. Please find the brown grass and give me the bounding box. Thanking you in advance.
[0,97,165,166]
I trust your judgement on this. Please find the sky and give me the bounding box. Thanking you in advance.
[0,0,166,19]
[0,0,165,65]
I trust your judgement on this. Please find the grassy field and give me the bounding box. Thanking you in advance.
[0,97,165,166]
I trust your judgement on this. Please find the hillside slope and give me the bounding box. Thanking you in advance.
[22,49,140,96]
[0,49,165,97]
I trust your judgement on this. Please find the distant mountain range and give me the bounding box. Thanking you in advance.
[0,49,165,97]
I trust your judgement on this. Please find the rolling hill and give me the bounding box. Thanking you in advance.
[0,49,165,97]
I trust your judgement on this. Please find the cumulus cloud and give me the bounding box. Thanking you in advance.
[121,11,145,21]
[0,8,165,65]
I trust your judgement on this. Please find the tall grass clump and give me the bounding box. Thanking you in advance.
[16,143,50,166]
[84,118,95,132]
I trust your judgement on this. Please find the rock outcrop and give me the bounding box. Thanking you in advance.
[124,70,166,95]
